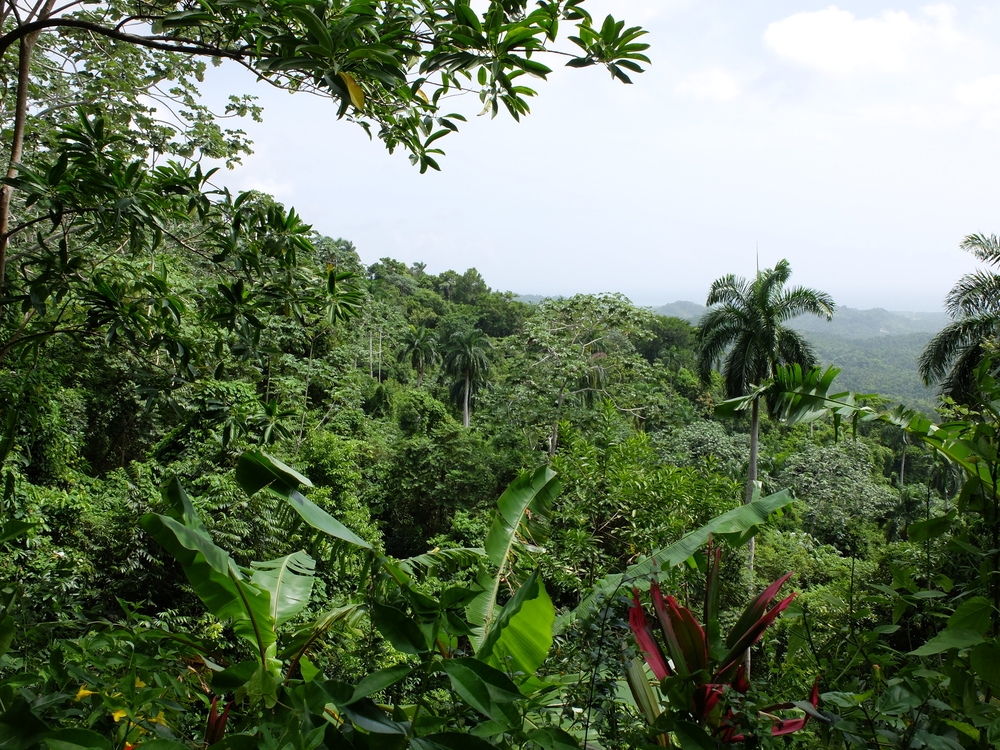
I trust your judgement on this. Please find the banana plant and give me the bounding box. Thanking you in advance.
[626,541,820,746]
[467,465,561,678]
[139,450,372,708]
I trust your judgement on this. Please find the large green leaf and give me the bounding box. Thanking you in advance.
[236,450,371,549]
[440,658,522,728]
[370,601,428,655]
[410,734,497,750]
[140,480,275,660]
[971,642,1000,690]
[0,612,13,660]
[469,466,561,641]
[43,728,113,750]
[250,551,316,627]
[526,728,581,750]
[0,520,35,546]
[948,596,994,635]
[910,628,984,656]
[556,488,795,634]
[485,466,561,567]
[476,568,553,681]
[349,663,415,703]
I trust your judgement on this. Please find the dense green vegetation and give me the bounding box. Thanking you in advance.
[3,1,1000,748]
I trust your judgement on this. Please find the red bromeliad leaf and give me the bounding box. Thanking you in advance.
[666,595,709,675]
[771,717,808,736]
[650,580,689,675]
[717,591,796,679]
[731,664,749,694]
[725,572,794,651]
[692,683,724,720]
[629,589,670,680]
[764,677,821,736]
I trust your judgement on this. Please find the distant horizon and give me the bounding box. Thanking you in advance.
[510,293,951,318]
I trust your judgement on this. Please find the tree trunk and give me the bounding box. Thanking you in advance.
[743,393,760,675]
[462,370,470,428]
[0,27,48,296]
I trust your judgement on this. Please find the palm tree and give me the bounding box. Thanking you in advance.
[698,259,835,516]
[398,325,439,388]
[919,234,1000,402]
[443,327,492,427]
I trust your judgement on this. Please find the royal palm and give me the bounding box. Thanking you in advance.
[698,259,835,535]
[443,327,492,428]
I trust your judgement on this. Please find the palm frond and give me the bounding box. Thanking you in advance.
[706,274,752,308]
[960,234,1000,265]
[775,286,835,322]
[918,316,1000,386]
[945,270,1000,319]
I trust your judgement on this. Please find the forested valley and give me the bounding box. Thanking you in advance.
[3,1,1000,749]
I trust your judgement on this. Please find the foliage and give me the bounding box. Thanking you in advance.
[919,234,1000,402]
[626,542,817,746]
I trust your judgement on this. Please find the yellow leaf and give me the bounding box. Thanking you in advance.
[339,72,365,110]
[74,685,99,701]
[416,89,429,104]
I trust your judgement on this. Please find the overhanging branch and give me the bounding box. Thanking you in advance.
[0,17,246,61]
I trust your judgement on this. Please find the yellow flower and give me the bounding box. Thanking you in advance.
[112,710,128,722]
[74,686,99,701]
[134,678,146,688]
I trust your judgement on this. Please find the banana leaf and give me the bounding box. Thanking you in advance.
[468,466,561,644]
[140,479,276,662]
[475,568,554,681]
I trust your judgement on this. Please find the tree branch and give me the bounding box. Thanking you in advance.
[0,18,246,61]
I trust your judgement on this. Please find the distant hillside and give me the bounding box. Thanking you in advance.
[515,294,550,304]
[652,302,946,413]
[655,301,706,321]
[790,308,948,338]
[809,332,939,413]
[654,302,948,338]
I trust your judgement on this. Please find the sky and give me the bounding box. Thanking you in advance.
[196,2,1000,312]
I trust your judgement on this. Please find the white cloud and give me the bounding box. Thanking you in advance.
[956,74,1000,106]
[763,5,961,75]
[674,68,739,102]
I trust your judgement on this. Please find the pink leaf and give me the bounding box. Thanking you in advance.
[629,589,670,680]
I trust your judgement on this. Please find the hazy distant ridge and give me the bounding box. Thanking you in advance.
[655,302,949,339]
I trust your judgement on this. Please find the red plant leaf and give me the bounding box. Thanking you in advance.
[717,592,797,679]
[725,572,794,650]
[650,580,689,675]
[666,595,709,675]
[731,664,750,694]
[629,589,671,680]
[692,683,724,720]
[772,717,808,736]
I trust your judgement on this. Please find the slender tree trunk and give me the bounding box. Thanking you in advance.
[743,394,760,675]
[899,443,906,487]
[462,370,470,428]
[0,26,48,297]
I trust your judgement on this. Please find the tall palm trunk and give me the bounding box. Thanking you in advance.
[743,394,760,676]
[745,394,759,567]
[462,370,470,428]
